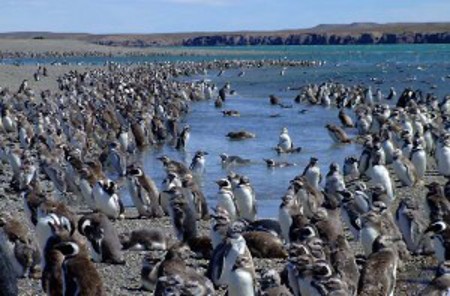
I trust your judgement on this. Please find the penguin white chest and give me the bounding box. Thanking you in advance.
[227,269,254,296]
[411,150,426,178]
[217,191,236,220]
[278,207,292,243]
[361,226,379,256]
[393,160,413,186]
[234,186,255,221]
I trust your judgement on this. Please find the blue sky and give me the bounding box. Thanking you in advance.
[1,0,449,33]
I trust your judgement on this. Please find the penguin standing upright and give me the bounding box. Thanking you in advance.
[216,179,238,221]
[233,176,257,222]
[176,125,190,150]
[302,157,322,191]
[92,179,125,220]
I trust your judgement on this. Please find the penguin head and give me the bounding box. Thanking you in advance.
[310,157,319,165]
[219,153,228,161]
[264,159,275,166]
[260,269,281,288]
[312,260,333,279]
[54,241,80,258]
[371,235,399,253]
[425,221,447,235]
[216,178,231,189]
[127,165,143,177]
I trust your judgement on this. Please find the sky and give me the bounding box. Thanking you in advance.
[1,0,449,34]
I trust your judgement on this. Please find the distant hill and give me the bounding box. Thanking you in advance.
[1,22,449,47]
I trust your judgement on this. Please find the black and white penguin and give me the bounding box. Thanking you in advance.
[410,138,427,180]
[392,149,418,187]
[425,221,450,262]
[127,165,163,218]
[189,150,208,176]
[216,178,238,221]
[227,252,257,296]
[343,156,359,181]
[278,195,302,243]
[175,125,190,150]
[233,176,257,222]
[264,158,296,168]
[54,240,105,295]
[302,157,322,191]
[260,269,292,296]
[368,153,394,204]
[105,141,126,177]
[92,179,125,220]
[77,213,125,264]
[181,174,210,220]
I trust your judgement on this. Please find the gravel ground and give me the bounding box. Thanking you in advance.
[0,62,444,296]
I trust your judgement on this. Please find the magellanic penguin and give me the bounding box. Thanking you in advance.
[53,240,105,295]
[120,228,168,251]
[227,251,257,296]
[154,242,215,295]
[105,141,126,177]
[0,239,19,296]
[324,162,346,197]
[392,149,418,187]
[302,157,322,191]
[181,174,210,220]
[368,153,395,205]
[216,178,239,221]
[325,124,351,144]
[358,235,399,296]
[395,197,430,254]
[168,187,198,242]
[425,182,450,222]
[436,137,450,177]
[92,179,125,220]
[410,138,427,180]
[358,211,384,257]
[160,171,182,214]
[189,150,208,176]
[343,156,359,182]
[0,215,41,279]
[338,108,354,128]
[330,235,360,295]
[126,165,164,218]
[264,158,296,168]
[278,194,302,244]
[260,269,292,296]
[77,213,125,264]
[175,125,190,150]
[419,260,450,295]
[425,221,450,262]
[233,176,257,222]
[278,127,293,152]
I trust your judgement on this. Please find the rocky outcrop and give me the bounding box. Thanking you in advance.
[182,32,450,46]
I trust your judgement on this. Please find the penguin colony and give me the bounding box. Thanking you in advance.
[0,59,449,296]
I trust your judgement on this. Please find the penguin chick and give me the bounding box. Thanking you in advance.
[120,228,168,251]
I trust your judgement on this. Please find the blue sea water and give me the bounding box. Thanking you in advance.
[7,45,450,218]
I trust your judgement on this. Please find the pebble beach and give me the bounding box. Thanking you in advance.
[0,39,449,295]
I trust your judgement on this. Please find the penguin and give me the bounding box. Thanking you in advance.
[410,138,427,180]
[0,240,19,296]
[338,108,354,128]
[339,189,366,241]
[120,228,168,251]
[216,178,238,221]
[127,165,163,218]
[381,128,396,164]
[105,141,126,177]
[227,252,256,296]
[392,149,418,187]
[358,235,399,296]
[0,215,41,279]
[175,125,190,150]
[210,206,231,249]
[437,137,450,177]
[242,230,287,259]
[325,124,351,144]
[278,127,293,152]
[358,139,373,176]
[395,197,431,254]
[358,211,384,257]
[220,153,251,167]
[141,251,165,292]
[302,157,322,191]
[343,156,359,181]
[181,173,209,220]
[419,260,450,295]
[260,269,292,296]
[168,188,198,242]
[158,155,190,176]
[92,179,125,220]
[425,221,450,262]
[77,213,125,264]
[292,178,324,219]
[222,110,240,117]
[54,240,105,295]
[264,159,296,168]
[386,87,397,101]
[226,131,256,140]
[324,162,346,196]
[330,235,359,295]
[368,153,394,205]
[233,176,257,222]
[155,242,215,295]
[189,150,208,176]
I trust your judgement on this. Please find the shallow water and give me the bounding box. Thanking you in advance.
[10,44,450,218]
[121,45,449,218]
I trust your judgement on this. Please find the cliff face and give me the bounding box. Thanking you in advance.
[181,32,450,46]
